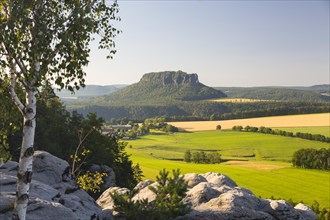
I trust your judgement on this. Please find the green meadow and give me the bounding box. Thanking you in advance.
[126,130,330,210]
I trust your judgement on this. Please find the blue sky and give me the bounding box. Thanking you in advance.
[84,0,329,87]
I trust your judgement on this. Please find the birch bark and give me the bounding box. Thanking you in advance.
[12,62,40,220]
[12,90,36,220]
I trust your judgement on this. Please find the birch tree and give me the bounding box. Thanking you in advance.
[0,1,120,219]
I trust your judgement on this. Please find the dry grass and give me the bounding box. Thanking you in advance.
[169,113,330,131]
[208,98,270,103]
[223,161,286,171]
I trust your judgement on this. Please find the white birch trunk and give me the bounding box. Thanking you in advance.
[12,61,40,220]
[12,90,36,220]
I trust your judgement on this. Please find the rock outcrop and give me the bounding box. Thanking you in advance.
[140,71,200,86]
[97,172,317,220]
[0,151,113,220]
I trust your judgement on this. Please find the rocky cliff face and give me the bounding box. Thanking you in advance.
[111,70,227,102]
[140,71,200,86]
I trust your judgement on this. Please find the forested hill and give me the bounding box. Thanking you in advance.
[289,84,330,95]
[215,86,330,101]
[84,71,227,105]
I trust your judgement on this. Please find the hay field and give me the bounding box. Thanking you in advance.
[169,113,330,131]
[208,98,269,103]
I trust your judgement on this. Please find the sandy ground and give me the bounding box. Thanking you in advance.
[168,113,330,131]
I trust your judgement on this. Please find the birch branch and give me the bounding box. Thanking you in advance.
[8,62,25,115]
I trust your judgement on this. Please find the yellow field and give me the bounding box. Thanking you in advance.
[208,98,269,103]
[169,113,330,131]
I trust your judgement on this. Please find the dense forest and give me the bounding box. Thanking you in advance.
[214,86,329,101]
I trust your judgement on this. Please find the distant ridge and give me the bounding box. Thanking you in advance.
[56,84,127,100]
[214,86,329,101]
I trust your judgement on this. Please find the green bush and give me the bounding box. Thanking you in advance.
[292,148,330,170]
[184,151,221,164]
[111,169,190,220]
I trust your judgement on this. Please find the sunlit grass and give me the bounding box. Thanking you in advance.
[126,130,330,210]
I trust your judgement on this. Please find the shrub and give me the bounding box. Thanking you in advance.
[77,171,107,193]
[111,169,189,220]
[186,151,221,164]
[184,150,191,162]
[292,148,330,170]
[232,125,243,131]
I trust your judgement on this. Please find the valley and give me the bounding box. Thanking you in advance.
[125,127,330,210]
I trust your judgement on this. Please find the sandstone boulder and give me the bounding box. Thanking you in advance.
[97,187,130,210]
[183,182,222,207]
[295,203,317,220]
[183,173,207,188]
[97,172,316,220]
[132,182,159,202]
[32,151,75,194]
[267,200,307,220]
[0,151,111,220]
[202,172,237,187]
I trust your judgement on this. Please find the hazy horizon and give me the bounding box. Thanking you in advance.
[84,1,329,87]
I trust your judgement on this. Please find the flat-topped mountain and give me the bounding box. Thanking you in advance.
[93,71,226,105]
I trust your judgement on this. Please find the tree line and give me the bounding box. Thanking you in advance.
[183,150,221,164]
[232,125,330,143]
[292,148,330,170]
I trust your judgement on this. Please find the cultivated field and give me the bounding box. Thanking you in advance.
[169,113,330,131]
[126,130,330,210]
[208,98,269,103]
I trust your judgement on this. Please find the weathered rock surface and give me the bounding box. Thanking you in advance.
[97,172,316,220]
[132,182,159,202]
[203,172,237,188]
[97,187,130,211]
[0,151,113,220]
[183,173,207,188]
[295,203,318,220]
